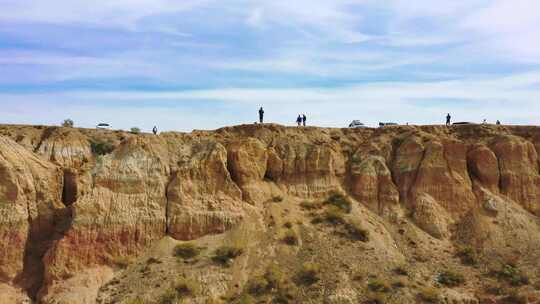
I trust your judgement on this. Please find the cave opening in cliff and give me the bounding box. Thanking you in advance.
[62,169,78,206]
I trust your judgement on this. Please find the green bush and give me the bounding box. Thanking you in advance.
[272,196,284,203]
[393,266,409,276]
[368,280,391,293]
[364,293,386,304]
[345,220,369,242]
[247,265,286,295]
[157,288,177,304]
[125,297,145,304]
[456,246,478,266]
[417,287,440,303]
[322,206,346,225]
[282,230,299,246]
[300,201,321,210]
[174,276,200,297]
[213,245,244,265]
[90,139,115,155]
[174,243,201,260]
[437,271,465,287]
[62,119,74,127]
[295,262,320,286]
[325,192,352,213]
[130,127,141,134]
[499,292,527,304]
[493,264,529,286]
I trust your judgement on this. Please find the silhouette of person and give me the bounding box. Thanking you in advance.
[296,115,302,127]
[446,113,451,126]
[496,120,501,125]
[259,107,264,124]
[302,114,307,126]
[152,126,158,135]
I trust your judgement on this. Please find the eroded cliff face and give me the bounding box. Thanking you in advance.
[0,123,539,303]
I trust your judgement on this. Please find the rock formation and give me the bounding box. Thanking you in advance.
[0,123,538,303]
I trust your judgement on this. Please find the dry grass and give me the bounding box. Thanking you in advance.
[437,270,465,287]
[174,243,201,260]
[295,262,321,286]
[417,287,440,303]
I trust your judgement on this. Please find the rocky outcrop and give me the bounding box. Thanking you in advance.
[0,123,539,303]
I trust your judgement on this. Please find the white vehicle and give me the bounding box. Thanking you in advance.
[348,120,367,128]
[96,123,111,129]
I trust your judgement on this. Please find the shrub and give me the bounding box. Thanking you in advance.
[247,265,286,295]
[437,271,465,287]
[283,221,293,229]
[174,276,200,297]
[499,292,527,304]
[130,127,141,134]
[393,266,409,276]
[325,192,352,213]
[158,288,177,304]
[272,196,284,203]
[323,206,346,225]
[417,287,440,303]
[125,298,145,304]
[364,293,386,304]
[113,256,131,269]
[456,246,478,266]
[62,119,74,127]
[174,243,201,260]
[90,139,115,155]
[296,262,320,286]
[282,230,299,246]
[146,257,161,265]
[493,264,530,286]
[392,278,407,289]
[300,201,321,210]
[368,280,391,293]
[213,245,244,265]
[345,220,369,242]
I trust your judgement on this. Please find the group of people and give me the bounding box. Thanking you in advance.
[446,113,501,126]
[258,107,308,127]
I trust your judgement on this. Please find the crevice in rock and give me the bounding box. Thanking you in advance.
[164,171,176,235]
[15,206,74,301]
[61,169,78,206]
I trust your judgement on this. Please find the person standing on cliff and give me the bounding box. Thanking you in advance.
[446,113,451,126]
[302,114,307,126]
[296,115,302,127]
[152,126,158,135]
[259,107,264,124]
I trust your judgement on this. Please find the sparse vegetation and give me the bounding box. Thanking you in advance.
[393,266,409,276]
[492,264,529,286]
[345,220,369,242]
[325,192,352,213]
[113,256,131,269]
[237,294,256,304]
[295,262,320,286]
[368,280,391,293]
[322,206,346,225]
[417,287,440,303]
[213,245,244,265]
[272,196,284,203]
[174,243,201,260]
[282,230,299,246]
[300,201,321,210]
[130,127,141,134]
[146,257,161,265]
[62,119,74,127]
[437,270,465,287]
[283,221,293,229]
[125,297,145,304]
[499,291,527,304]
[364,292,386,304]
[90,139,115,155]
[174,276,200,297]
[392,278,407,289]
[456,246,478,266]
[157,288,177,304]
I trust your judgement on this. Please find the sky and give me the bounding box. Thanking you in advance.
[1,0,540,131]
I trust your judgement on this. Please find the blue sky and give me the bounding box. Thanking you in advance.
[1,0,540,131]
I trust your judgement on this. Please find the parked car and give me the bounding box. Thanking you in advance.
[96,123,111,129]
[379,122,398,127]
[348,120,367,128]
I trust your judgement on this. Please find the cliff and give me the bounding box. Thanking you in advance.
[0,123,538,304]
